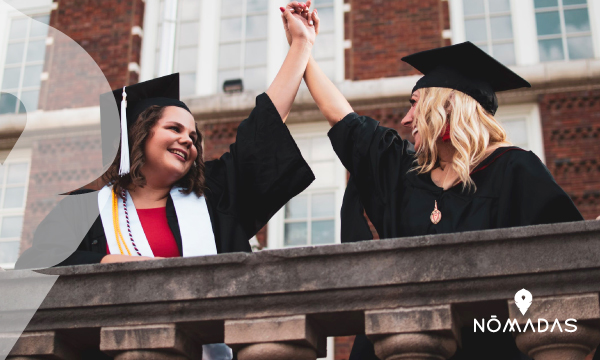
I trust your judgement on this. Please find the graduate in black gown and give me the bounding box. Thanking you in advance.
[283,4,584,358]
[16,6,318,269]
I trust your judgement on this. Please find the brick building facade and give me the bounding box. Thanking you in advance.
[1,0,599,358]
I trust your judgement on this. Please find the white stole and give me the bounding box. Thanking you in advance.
[98,186,217,257]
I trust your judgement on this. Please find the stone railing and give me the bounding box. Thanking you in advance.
[2,221,600,360]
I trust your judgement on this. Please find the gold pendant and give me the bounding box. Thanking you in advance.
[430,200,442,224]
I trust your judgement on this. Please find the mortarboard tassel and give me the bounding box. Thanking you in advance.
[119,86,131,176]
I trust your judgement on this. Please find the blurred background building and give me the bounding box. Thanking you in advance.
[0,0,599,358]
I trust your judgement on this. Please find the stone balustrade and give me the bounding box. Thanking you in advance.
[2,220,600,360]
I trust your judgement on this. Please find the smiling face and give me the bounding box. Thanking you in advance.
[142,106,199,187]
[400,90,422,150]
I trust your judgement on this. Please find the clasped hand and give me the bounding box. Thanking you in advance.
[280,0,320,46]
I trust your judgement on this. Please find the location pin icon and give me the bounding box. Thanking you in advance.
[514,288,533,315]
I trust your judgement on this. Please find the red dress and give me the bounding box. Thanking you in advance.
[107,207,180,258]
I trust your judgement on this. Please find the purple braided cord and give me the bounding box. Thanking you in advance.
[122,189,142,256]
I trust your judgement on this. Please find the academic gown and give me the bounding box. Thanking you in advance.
[328,113,583,360]
[16,93,315,269]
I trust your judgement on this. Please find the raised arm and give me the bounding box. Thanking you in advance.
[283,2,354,126]
[266,6,315,122]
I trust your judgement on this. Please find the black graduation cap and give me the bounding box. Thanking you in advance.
[401,41,531,115]
[99,73,191,175]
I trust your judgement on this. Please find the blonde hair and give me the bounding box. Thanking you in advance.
[413,87,509,191]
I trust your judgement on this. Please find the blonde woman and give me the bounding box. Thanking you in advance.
[283,4,583,359]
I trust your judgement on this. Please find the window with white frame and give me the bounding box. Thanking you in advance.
[0,150,31,269]
[311,0,337,79]
[267,124,346,248]
[0,13,49,114]
[495,103,546,162]
[217,0,269,92]
[154,0,201,96]
[534,0,594,62]
[462,0,516,65]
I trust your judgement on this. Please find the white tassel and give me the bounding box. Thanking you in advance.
[119,86,130,176]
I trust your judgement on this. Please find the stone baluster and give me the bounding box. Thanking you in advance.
[100,324,202,360]
[365,305,460,360]
[510,293,600,360]
[5,331,78,360]
[225,315,326,360]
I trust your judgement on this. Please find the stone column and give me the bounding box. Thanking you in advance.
[365,305,460,360]
[225,315,326,360]
[100,324,202,360]
[5,331,78,360]
[510,293,600,360]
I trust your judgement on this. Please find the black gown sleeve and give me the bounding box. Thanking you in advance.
[499,151,583,226]
[15,190,106,270]
[204,93,315,248]
[327,113,414,241]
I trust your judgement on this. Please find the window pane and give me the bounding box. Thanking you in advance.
[478,44,489,54]
[1,215,24,238]
[0,241,20,264]
[19,90,39,113]
[244,40,267,67]
[311,137,335,161]
[221,0,243,16]
[7,163,28,184]
[178,22,199,46]
[564,9,590,33]
[284,222,307,246]
[312,0,333,5]
[22,64,43,87]
[219,43,242,69]
[490,16,513,40]
[286,195,308,219]
[220,17,243,42]
[463,0,485,16]
[313,33,336,59]
[30,15,49,37]
[179,0,200,21]
[567,36,594,60]
[243,66,266,91]
[318,7,335,33]
[311,162,335,188]
[0,93,18,114]
[489,0,511,13]
[502,119,528,147]
[317,60,336,82]
[6,43,25,64]
[536,11,561,36]
[3,187,25,208]
[9,18,28,40]
[26,39,47,62]
[534,0,558,8]
[311,220,334,245]
[563,0,587,4]
[177,47,198,72]
[2,68,21,90]
[312,193,335,218]
[246,15,268,39]
[180,73,196,96]
[539,38,564,61]
[465,18,487,43]
[492,42,516,65]
[247,0,268,13]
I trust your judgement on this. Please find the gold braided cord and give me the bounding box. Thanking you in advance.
[112,190,131,256]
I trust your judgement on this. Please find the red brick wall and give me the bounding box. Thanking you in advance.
[539,90,600,220]
[40,0,144,111]
[346,0,446,80]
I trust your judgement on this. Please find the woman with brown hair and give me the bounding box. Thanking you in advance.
[16,6,316,269]
[283,3,583,359]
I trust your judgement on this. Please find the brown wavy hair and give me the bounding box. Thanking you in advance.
[102,105,206,197]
